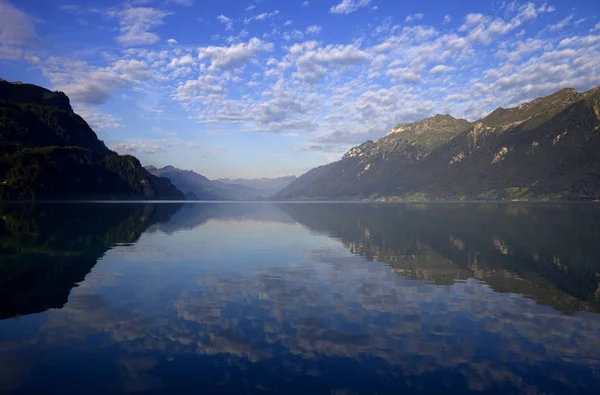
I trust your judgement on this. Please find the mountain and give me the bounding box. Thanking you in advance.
[216,176,297,196]
[0,79,184,200]
[277,86,600,201]
[145,165,260,200]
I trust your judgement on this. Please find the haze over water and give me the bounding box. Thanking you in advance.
[1,202,600,394]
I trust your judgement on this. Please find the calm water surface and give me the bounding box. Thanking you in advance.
[1,202,600,394]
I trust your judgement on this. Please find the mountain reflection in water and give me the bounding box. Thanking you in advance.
[0,202,599,394]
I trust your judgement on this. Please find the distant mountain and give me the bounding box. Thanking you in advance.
[146,166,294,200]
[145,165,261,200]
[0,79,184,200]
[277,86,600,201]
[216,176,297,196]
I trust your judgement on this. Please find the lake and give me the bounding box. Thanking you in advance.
[1,202,600,394]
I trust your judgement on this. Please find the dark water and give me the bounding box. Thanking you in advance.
[1,203,600,394]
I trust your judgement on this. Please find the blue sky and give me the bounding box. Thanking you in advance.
[0,0,599,178]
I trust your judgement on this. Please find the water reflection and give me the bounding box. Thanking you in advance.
[1,203,600,394]
[0,203,181,319]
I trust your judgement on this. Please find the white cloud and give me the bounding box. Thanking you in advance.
[110,7,171,46]
[302,1,309,7]
[167,54,194,68]
[0,45,22,60]
[557,35,600,48]
[306,25,322,35]
[77,107,123,130]
[330,0,371,15]
[174,74,225,104]
[0,0,37,46]
[290,42,371,82]
[217,15,233,31]
[429,64,456,74]
[386,67,421,84]
[39,57,154,105]
[256,11,279,20]
[549,15,573,31]
[198,38,273,71]
[244,10,280,24]
[11,0,596,159]
[246,5,256,11]
[169,0,194,5]
[283,30,304,41]
[497,38,544,62]
[0,0,38,59]
[226,29,249,44]
[459,3,554,45]
[405,13,424,23]
[592,23,600,32]
[111,138,203,155]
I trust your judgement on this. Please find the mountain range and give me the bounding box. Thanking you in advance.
[216,176,297,196]
[145,165,296,200]
[0,79,183,200]
[2,78,599,201]
[277,86,600,201]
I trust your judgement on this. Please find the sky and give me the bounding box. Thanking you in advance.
[0,0,599,179]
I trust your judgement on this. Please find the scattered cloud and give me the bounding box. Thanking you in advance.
[244,10,280,24]
[198,38,273,71]
[111,138,203,155]
[283,29,304,41]
[290,42,370,82]
[77,108,123,130]
[549,15,573,31]
[459,3,554,45]
[110,7,171,46]
[330,0,371,15]
[217,14,233,31]
[169,0,193,6]
[37,57,154,105]
[429,64,456,74]
[0,0,38,58]
[405,13,425,23]
[306,25,322,35]
[2,0,598,166]
[167,54,194,68]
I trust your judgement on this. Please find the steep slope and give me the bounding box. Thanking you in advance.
[278,114,472,199]
[0,79,112,156]
[277,86,600,200]
[0,79,184,200]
